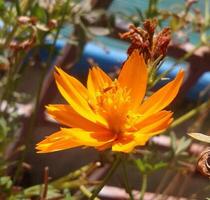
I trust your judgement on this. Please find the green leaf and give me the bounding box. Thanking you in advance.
[0,176,13,189]
[175,137,191,156]
[63,188,73,200]
[153,161,168,170]
[0,117,10,141]
[32,4,47,23]
[24,185,61,198]
[135,159,146,173]
[0,0,4,11]
[188,133,210,144]
[170,131,177,152]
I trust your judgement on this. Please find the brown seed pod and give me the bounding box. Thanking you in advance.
[197,148,210,178]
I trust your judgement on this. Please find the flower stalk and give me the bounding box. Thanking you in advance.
[171,100,210,129]
[89,155,121,200]
[122,156,134,200]
[139,174,148,200]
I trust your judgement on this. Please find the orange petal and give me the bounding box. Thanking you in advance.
[112,130,152,153]
[135,111,172,129]
[36,130,79,153]
[87,66,112,97]
[46,104,105,131]
[36,128,115,153]
[118,50,147,109]
[54,67,99,122]
[138,70,184,115]
[112,135,136,153]
[135,111,173,137]
[61,128,115,145]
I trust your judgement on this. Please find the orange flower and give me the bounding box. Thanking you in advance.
[36,50,184,153]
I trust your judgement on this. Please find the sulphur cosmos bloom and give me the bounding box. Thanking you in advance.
[36,50,184,153]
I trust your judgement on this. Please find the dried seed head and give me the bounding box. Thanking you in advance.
[9,35,36,51]
[47,19,58,29]
[143,19,157,37]
[197,149,210,178]
[120,19,171,67]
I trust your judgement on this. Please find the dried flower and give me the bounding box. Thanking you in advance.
[36,50,184,153]
[9,36,36,51]
[120,19,171,66]
[197,148,210,178]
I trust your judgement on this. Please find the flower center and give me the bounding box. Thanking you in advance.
[93,81,134,134]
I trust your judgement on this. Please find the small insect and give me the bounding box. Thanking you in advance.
[103,86,114,93]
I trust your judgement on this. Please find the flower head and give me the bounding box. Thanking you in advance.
[36,50,184,153]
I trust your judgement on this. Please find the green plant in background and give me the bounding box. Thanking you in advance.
[0,0,114,198]
[0,0,67,177]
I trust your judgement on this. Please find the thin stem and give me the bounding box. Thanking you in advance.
[204,0,209,27]
[15,0,21,15]
[155,168,171,194]
[51,163,92,188]
[122,158,134,200]
[40,167,49,200]
[179,42,203,61]
[139,174,147,200]
[158,173,181,200]
[171,100,210,129]
[80,185,100,200]
[89,155,121,200]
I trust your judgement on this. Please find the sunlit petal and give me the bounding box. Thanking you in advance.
[112,135,136,153]
[136,111,173,136]
[54,67,103,123]
[87,66,112,98]
[138,70,184,115]
[46,104,105,131]
[36,128,115,153]
[36,130,79,153]
[135,111,173,129]
[60,128,115,145]
[118,50,147,109]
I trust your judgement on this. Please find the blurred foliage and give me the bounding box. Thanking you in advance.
[117,0,210,46]
[188,132,210,143]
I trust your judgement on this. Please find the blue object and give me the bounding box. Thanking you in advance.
[48,38,210,101]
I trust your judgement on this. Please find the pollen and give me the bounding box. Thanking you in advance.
[93,81,132,134]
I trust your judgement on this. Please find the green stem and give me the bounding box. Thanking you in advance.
[89,155,121,200]
[179,42,203,62]
[204,0,209,27]
[122,158,134,200]
[51,163,92,188]
[80,185,100,200]
[171,100,210,128]
[139,174,147,200]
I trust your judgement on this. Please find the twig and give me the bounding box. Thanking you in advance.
[40,166,49,200]
[171,100,210,129]
[80,185,100,200]
[158,173,181,200]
